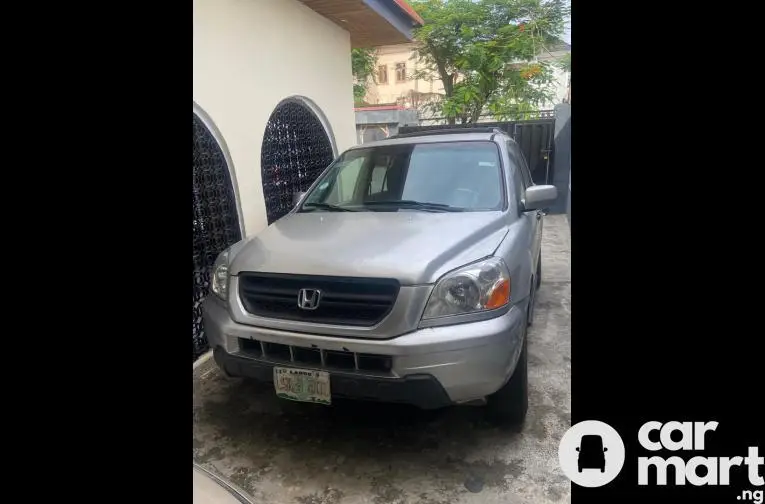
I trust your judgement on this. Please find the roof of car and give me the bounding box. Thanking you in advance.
[351,128,514,149]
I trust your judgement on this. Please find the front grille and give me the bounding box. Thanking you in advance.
[238,338,393,374]
[238,273,400,326]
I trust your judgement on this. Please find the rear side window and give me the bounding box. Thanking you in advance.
[507,141,528,202]
[509,157,523,201]
[518,151,533,188]
[508,142,533,189]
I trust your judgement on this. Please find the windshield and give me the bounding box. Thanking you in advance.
[580,435,603,451]
[299,141,504,213]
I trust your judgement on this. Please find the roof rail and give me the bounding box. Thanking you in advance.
[388,127,509,139]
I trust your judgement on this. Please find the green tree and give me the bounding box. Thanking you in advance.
[411,0,569,123]
[558,51,571,72]
[351,48,377,106]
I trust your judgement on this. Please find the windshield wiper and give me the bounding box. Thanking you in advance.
[301,202,355,212]
[361,200,465,212]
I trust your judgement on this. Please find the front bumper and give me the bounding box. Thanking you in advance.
[202,297,526,406]
[214,349,453,409]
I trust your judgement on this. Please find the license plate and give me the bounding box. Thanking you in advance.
[273,367,331,405]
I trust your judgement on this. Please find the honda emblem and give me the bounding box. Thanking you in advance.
[297,288,322,310]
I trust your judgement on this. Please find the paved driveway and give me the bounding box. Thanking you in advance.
[193,215,571,504]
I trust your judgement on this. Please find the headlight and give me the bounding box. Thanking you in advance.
[422,257,511,319]
[210,249,230,300]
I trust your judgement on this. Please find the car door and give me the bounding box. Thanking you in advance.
[509,142,542,270]
[520,149,543,265]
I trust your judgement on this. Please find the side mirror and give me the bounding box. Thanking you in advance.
[523,185,558,212]
[293,191,306,206]
[603,447,608,452]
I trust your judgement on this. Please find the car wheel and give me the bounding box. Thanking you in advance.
[486,329,529,428]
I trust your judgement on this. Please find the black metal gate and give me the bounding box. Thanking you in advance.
[398,118,556,185]
[261,100,335,225]
[512,120,555,185]
[193,112,242,361]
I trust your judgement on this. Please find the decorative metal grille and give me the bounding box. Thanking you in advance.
[261,100,334,224]
[193,113,242,361]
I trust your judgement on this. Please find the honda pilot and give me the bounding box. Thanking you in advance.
[202,127,557,426]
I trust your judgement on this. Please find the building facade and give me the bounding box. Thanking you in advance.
[363,40,571,112]
[192,0,422,359]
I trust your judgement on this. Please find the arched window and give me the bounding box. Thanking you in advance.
[261,97,336,224]
[193,106,243,361]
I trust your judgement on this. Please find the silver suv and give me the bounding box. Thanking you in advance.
[202,128,557,426]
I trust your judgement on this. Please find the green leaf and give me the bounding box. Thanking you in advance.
[410,0,568,119]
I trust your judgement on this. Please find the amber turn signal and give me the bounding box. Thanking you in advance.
[485,278,510,309]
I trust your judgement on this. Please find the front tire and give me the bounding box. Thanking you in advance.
[487,330,529,427]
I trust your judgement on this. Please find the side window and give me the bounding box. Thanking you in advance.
[368,166,387,194]
[377,65,388,85]
[368,164,388,195]
[518,151,534,188]
[367,155,391,197]
[506,142,525,205]
[507,142,532,189]
[326,158,363,204]
[395,62,407,82]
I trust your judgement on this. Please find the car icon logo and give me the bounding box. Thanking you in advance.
[559,420,625,487]
[576,434,608,473]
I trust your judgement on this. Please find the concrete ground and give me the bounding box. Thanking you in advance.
[193,215,571,504]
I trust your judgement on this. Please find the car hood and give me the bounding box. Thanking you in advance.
[229,211,509,285]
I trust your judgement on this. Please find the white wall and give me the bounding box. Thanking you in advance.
[194,0,356,236]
